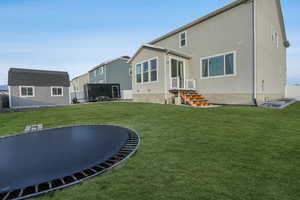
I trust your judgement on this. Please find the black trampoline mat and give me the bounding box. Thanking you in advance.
[0,125,135,195]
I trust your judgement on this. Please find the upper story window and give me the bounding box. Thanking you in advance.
[51,87,63,97]
[135,57,158,84]
[99,66,104,74]
[272,29,279,48]
[20,86,34,97]
[179,31,187,48]
[93,70,97,77]
[201,51,235,79]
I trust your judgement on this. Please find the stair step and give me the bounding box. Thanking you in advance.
[189,97,206,100]
[192,100,208,103]
[180,91,212,107]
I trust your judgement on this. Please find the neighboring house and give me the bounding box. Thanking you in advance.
[89,56,132,99]
[8,68,70,109]
[70,73,89,102]
[129,0,289,106]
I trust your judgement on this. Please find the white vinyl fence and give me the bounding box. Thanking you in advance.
[286,85,300,101]
[121,90,132,100]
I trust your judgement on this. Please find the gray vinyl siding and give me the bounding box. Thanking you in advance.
[89,66,106,83]
[89,59,132,90]
[9,86,69,108]
[106,59,132,90]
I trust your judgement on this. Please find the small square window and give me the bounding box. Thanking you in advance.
[20,86,34,97]
[99,67,104,74]
[51,87,63,96]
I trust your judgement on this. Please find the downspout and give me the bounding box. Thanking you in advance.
[252,0,258,106]
[164,53,168,104]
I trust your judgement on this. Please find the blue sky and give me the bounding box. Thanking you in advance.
[0,0,299,85]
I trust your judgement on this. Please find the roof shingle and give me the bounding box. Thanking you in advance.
[8,68,70,87]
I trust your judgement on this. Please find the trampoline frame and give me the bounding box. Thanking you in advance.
[0,125,140,200]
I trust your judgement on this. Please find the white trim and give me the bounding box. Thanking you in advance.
[135,57,159,85]
[8,86,12,108]
[19,86,35,97]
[200,51,237,80]
[179,31,187,48]
[253,0,257,99]
[99,66,104,75]
[104,65,107,83]
[51,86,64,97]
[169,55,186,89]
[112,85,120,98]
[9,104,69,109]
[164,54,168,96]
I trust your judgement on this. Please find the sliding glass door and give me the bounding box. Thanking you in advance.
[171,58,184,89]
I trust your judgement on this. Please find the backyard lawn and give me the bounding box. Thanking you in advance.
[0,102,300,200]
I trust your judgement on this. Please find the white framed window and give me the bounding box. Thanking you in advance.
[135,57,158,84]
[20,86,34,97]
[143,61,149,83]
[201,51,236,79]
[93,70,97,77]
[272,29,279,48]
[99,66,104,74]
[150,58,157,82]
[179,31,187,48]
[51,86,63,97]
[136,64,142,83]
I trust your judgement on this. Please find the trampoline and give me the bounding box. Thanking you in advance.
[0,125,140,200]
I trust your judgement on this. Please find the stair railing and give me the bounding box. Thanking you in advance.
[171,77,180,90]
[186,79,196,90]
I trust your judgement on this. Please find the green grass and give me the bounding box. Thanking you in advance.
[1,102,300,200]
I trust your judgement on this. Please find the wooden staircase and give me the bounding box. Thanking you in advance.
[179,91,212,107]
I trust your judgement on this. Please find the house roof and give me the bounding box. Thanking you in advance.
[71,73,89,82]
[89,56,130,72]
[149,0,289,47]
[128,44,192,64]
[8,68,70,87]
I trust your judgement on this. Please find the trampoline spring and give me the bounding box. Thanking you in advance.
[81,171,88,177]
[18,189,24,197]
[35,185,38,193]
[3,192,10,200]
[121,147,134,151]
[119,150,131,154]
[104,161,113,166]
[95,165,105,170]
[71,175,78,181]
[124,144,136,147]
[61,178,66,185]
[48,181,52,189]
[89,168,97,173]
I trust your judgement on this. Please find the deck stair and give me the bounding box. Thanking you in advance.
[180,91,212,107]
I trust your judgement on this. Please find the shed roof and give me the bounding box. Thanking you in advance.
[8,68,70,87]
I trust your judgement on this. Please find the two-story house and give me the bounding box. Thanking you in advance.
[89,56,132,99]
[129,0,289,106]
